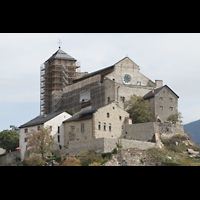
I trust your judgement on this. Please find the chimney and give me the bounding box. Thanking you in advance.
[155,80,163,88]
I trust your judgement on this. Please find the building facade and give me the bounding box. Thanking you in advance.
[19,111,71,160]
[143,85,179,122]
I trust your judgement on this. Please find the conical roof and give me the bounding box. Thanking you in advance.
[45,48,77,62]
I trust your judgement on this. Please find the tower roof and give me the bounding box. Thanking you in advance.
[45,48,77,62]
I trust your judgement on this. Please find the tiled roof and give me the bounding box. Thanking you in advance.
[19,111,67,128]
[45,48,76,62]
[63,107,99,123]
[143,85,179,99]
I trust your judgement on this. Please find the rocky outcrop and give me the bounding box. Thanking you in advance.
[102,148,161,166]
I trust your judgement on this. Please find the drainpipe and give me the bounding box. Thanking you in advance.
[117,86,120,105]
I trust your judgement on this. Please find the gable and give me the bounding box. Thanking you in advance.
[143,85,179,100]
[106,57,154,86]
[19,111,69,128]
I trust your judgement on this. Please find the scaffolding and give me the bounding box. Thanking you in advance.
[51,74,105,114]
[40,61,80,115]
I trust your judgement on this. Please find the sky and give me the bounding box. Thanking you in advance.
[0,33,200,131]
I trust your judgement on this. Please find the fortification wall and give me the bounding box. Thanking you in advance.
[0,150,20,166]
[121,122,155,142]
[67,138,156,156]
[154,122,184,137]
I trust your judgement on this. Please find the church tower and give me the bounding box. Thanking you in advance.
[40,47,80,115]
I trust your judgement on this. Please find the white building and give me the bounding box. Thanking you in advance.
[18,111,71,161]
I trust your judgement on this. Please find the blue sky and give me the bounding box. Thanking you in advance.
[0,33,200,131]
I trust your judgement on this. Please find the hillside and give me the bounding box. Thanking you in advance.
[184,119,200,145]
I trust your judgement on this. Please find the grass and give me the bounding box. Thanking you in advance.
[147,134,200,166]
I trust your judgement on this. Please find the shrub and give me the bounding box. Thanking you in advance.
[22,153,45,166]
[60,156,81,166]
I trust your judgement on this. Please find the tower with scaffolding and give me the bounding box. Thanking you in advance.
[40,47,82,115]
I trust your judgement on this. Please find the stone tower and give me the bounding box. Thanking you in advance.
[40,47,80,115]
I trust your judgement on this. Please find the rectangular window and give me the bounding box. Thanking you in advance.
[109,123,111,131]
[37,126,40,131]
[170,107,173,111]
[108,97,110,104]
[170,98,173,102]
[159,97,163,101]
[71,126,75,134]
[58,135,60,143]
[58,59,61,64]
[81,124,85,132]
[104,123,106,131]
[98,122,101,130]
[119,116,122,120]
[58,126,60,134]
[137,81,141,85]
[107,113,110,118]
[160,106,163,111]
[24,138,27,142]
[25,128,28,133]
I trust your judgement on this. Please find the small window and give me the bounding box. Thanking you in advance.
[108,97,110,104]
[159,97,163,101]
[107,113,110,118]
[81,124,85,132]
[58,135,60,143]
[160,106,163,111]
[104,123,106,131]
[163,91,165,93]
[58,126,60,134]
[70,61,72,65]
[25,128,28,133]
[58,59,61,64]
[119,116,122,120]
[37,126,40,131]
[24,138,27,142]
[170,107,173,111]
[137,81,141,86]
[71,126,75,134]
[170,98,173,102]
[109,123,111,131]
[98,122,101,130]
[64,60,67,64]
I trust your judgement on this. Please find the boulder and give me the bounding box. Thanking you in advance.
[187,149,199,155]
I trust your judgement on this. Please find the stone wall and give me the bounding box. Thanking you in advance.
[121,122,155,142]
[0,150,21,166]
[67,138,156,156]
[68,138,104,155]
[154,122,184,137]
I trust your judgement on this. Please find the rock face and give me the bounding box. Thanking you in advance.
[102,148,161,166]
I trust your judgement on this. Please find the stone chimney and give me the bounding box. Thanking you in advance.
[155,80,163,88]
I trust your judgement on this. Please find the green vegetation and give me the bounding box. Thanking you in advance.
[124,94,154,123]
[147,134,200,166]
[0,130,19,151]
[167,112,183,123]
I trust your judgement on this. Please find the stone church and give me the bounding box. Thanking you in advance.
[40,47,179,123]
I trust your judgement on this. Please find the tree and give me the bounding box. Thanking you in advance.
[167,112,183,123]
[0,130,19,151]
[25,126,57,158]
[124,94,154,123]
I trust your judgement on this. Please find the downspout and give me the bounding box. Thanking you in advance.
[117,86,120,105]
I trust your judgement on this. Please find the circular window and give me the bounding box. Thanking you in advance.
[123,74,131,84]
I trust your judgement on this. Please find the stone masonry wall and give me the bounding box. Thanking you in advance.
[154,122,184,137]
[0,150,20,166]
[121,122,155,142]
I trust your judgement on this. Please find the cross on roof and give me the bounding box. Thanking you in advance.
[58,39,62,49]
